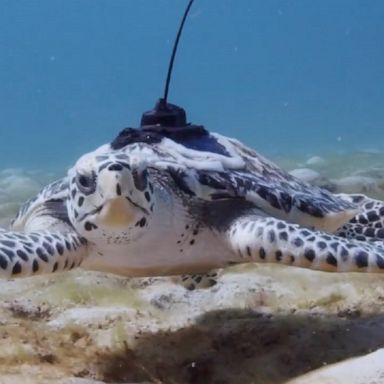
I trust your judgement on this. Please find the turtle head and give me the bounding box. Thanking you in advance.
[67,149,156,244]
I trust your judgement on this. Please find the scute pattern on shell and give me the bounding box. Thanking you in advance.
[12,178,69,229]
[112,130,359,231]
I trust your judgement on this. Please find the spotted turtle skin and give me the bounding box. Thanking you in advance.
[0,128,383,283]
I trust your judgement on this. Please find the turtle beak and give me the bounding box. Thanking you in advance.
[94,163,149,228]
[97,167,138,228]
[99,196,137,228]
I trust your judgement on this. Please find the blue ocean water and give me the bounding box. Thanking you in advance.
[0,0,383,169]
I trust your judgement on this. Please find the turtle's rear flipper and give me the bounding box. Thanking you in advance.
[0,230,88,278]
[225,214,384,273]
[336,194,384,242]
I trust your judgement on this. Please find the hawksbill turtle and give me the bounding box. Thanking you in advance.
[1,127,384,289]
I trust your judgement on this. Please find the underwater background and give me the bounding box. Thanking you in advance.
[0,0,383,171]
[2,2,384,383]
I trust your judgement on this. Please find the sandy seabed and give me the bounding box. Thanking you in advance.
[0,151,384,383]
[1,267,384,383]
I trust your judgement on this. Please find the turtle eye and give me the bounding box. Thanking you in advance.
[75,172,96,195]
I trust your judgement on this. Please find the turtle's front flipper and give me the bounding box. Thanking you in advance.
[1,186,89,278]
[0,229,88,278]
[225,214,384,273]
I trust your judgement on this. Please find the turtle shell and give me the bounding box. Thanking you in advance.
[111,127,360,233]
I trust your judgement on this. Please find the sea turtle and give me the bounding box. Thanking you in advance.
[1,127,384,289]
